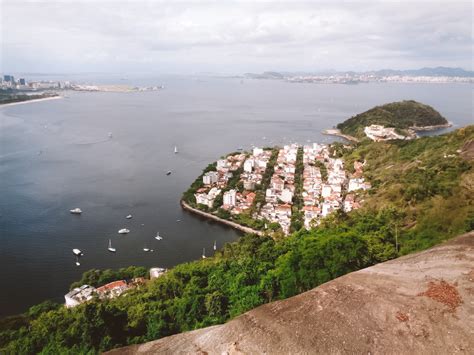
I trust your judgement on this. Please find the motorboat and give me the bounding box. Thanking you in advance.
[155,232,163,241]
[126,214,132,219]
[174,146,178,154]
[108,239,116,253]
[70,208,82,214]
[72,248,83,256]
[143,246,153,252]
[166,171,172,176]
[118,228,130,234]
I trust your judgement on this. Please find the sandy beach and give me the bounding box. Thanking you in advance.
[0,95,62,108]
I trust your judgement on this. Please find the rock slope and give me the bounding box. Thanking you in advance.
[107,232,474,354]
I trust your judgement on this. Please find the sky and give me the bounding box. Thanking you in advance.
[1,0,473,75]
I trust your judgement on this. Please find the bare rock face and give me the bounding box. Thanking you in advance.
[107,232,474,354]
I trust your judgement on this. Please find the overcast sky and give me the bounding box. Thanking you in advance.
[1,0,472,74]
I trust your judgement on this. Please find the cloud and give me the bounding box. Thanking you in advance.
[1,0,472,73]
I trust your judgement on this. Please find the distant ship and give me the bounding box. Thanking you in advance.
[166,171,172,175]
[174,146,178,154]
[108,132,113,138]
[108,239,116,253]
[118,228,130,234]
[70,208,82,214]
[155,232,163,241]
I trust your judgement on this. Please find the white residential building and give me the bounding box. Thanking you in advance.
[203,171,219,185]
[223,189,237,207]
[244,159,255,173]
[253,147,264,156]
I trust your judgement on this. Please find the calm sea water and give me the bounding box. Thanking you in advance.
[0,76,472,317]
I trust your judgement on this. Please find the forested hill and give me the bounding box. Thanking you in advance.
[337,100,449,138]
[1,126,473,354]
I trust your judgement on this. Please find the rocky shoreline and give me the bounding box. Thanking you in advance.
[322,129,359,142]
[181,200,264,236]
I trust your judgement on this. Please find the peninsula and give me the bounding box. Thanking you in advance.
[333,100,451,141]
[182,144,370,236]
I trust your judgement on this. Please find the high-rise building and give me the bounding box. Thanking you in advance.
[3,75,12,82]
[19,78,26,85]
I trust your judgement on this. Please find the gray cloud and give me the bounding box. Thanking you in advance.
[1,0,472,74]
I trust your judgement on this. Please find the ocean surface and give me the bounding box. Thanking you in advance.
[0,75,472,317]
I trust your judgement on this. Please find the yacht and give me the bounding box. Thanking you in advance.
[155,232,163,241]
[72,248,83,256]
[108,239,116,253]
[126,214,132,219]
[70,208,82,214]
[118,228,130,234]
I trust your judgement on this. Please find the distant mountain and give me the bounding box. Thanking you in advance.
[244,67,474,78]
[337,100,449,138]
[369,67,474,77]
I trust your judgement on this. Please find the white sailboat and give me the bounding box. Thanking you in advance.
[75,257,81,266]
[155,232,163,241]
[118,228,130,234]
[108,239,116,253]
[202,248,206,259]
[174,146,178,154]
[213,240,217,251]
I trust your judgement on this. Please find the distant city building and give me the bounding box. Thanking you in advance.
[19,78,26,85]
[64,285,97,308]
[150,267,167,279]
[96,280,130,299]
[3,75,13,82]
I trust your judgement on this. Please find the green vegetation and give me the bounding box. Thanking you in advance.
[1,126,472,354]
[337,100,449,138]
[0,91,58,105]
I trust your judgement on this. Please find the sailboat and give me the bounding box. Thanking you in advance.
[174,146,178,154]
[155,232,163,241]
[202,248,206,259]
[108,239,116,253]
[75,256,81,266]
[213,240,217,251]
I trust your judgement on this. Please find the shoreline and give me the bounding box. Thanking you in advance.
[0,95,62,108]
[322,129,359,142]
[181,200,264,236]
[410,122,453,131]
